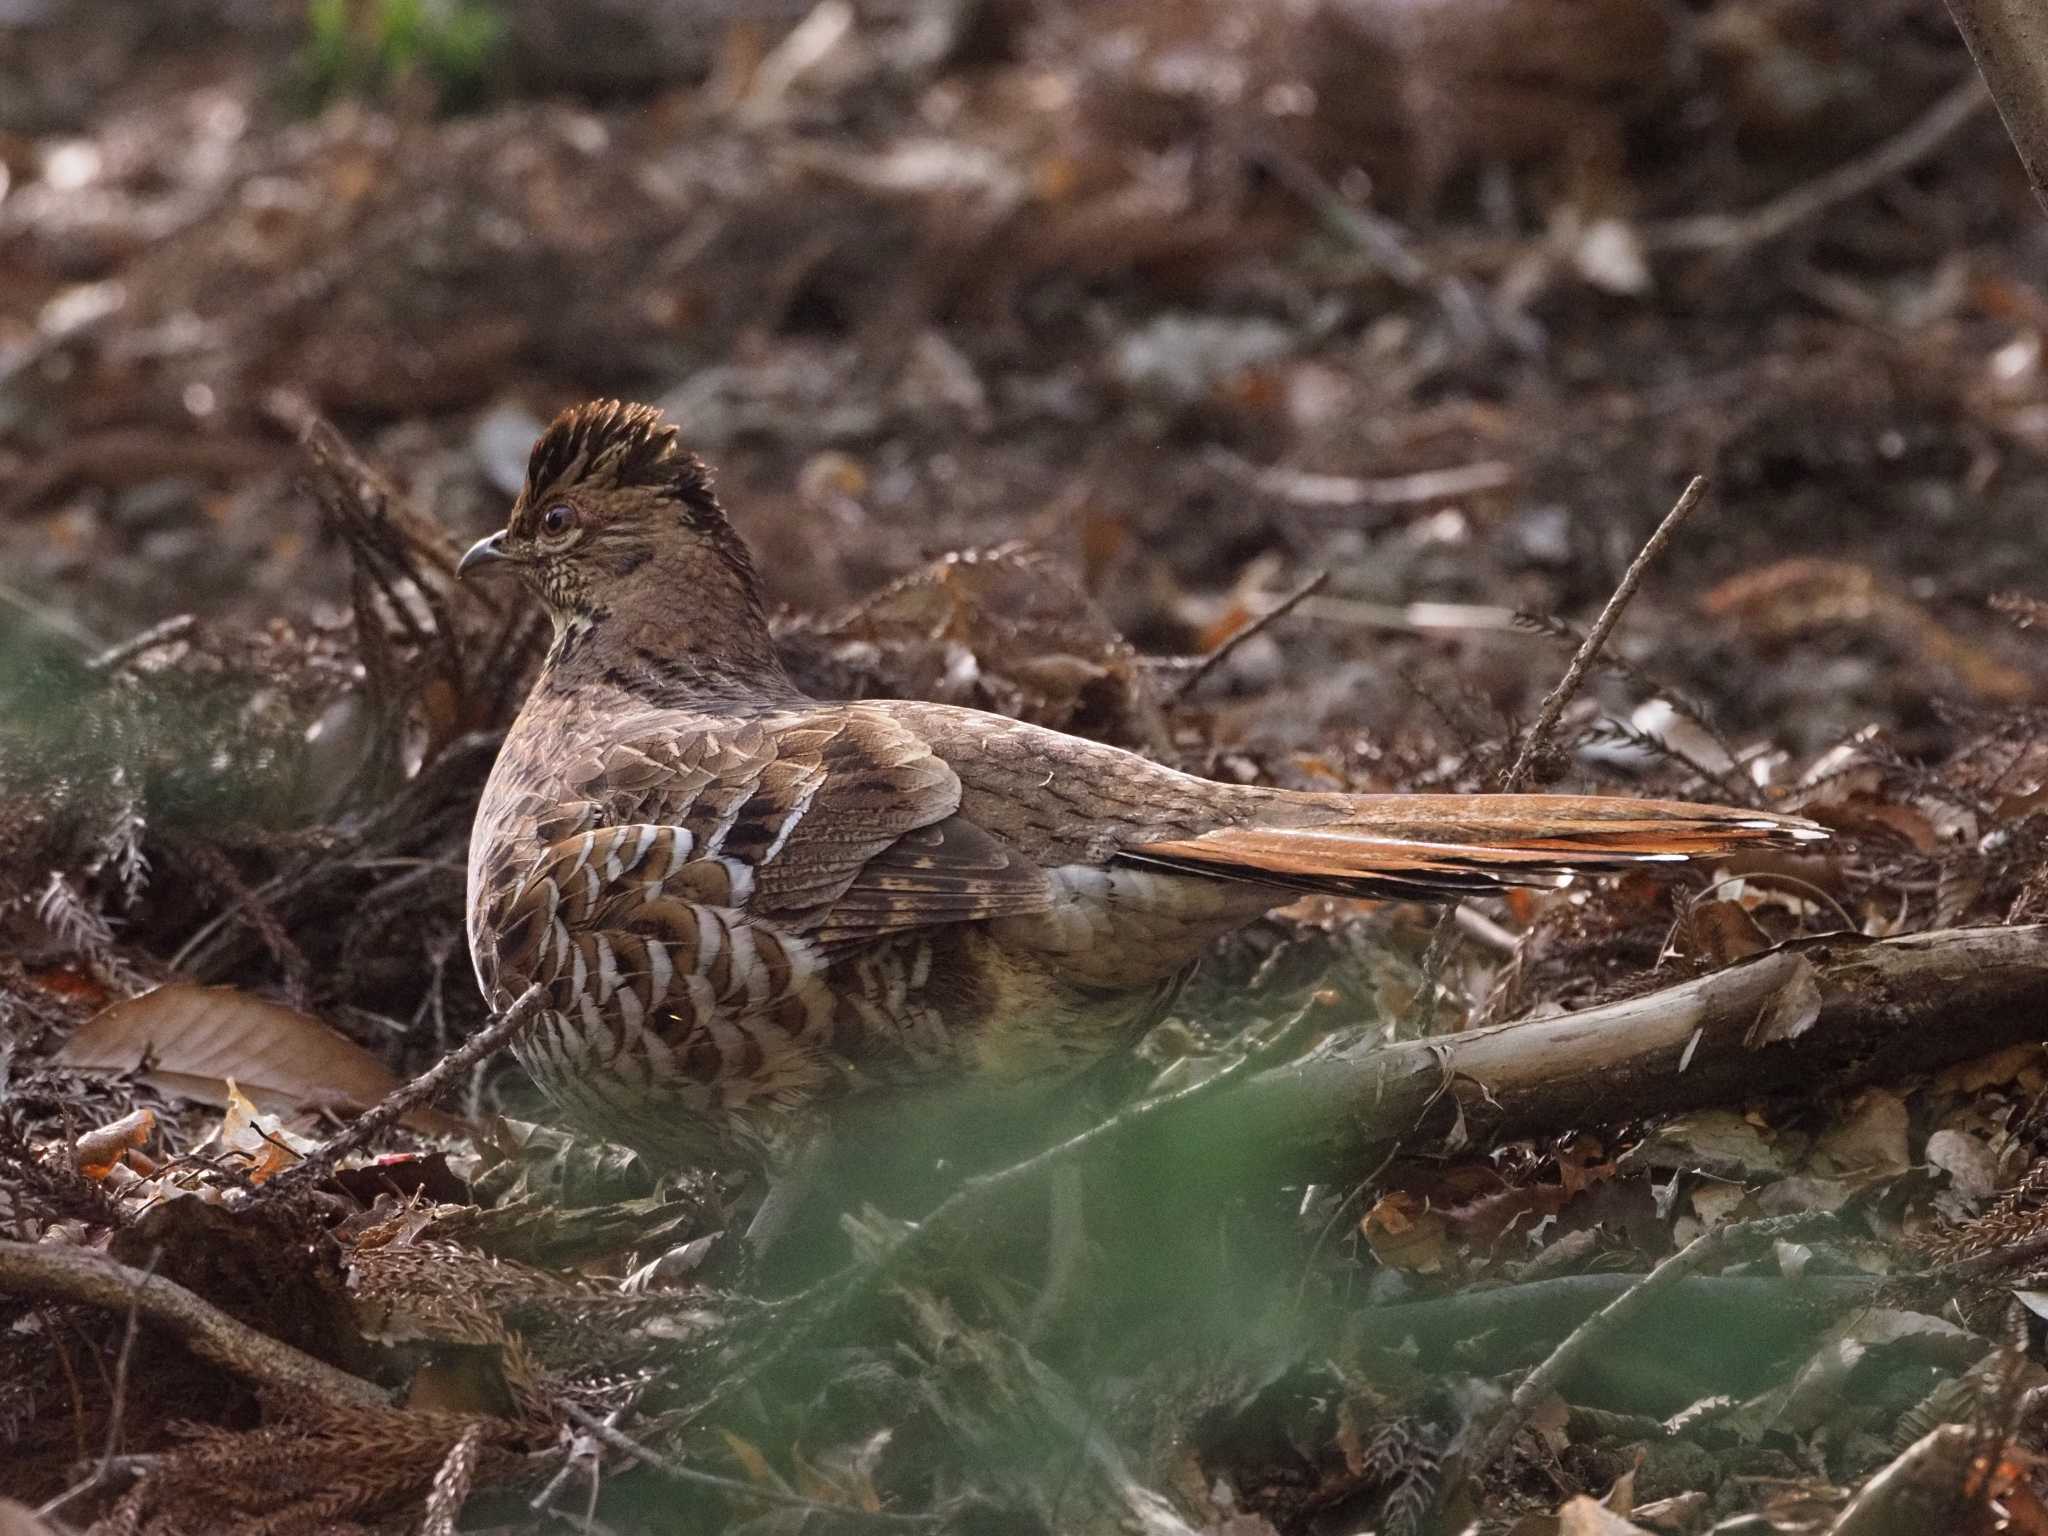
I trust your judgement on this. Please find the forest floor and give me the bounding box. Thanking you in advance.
[9,1,2048,1532]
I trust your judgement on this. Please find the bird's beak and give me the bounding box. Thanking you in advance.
[457,530,511,579]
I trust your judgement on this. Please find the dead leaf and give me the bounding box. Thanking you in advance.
[69,1107,156,1178]
[1828,1423,2000,1536]
[1926,1129,2001,1201]
[1631,1492,1708,1531]
[1745,957,1823,1047]
[1362,1191,1451,1273]
[1689,1182,1750,1232]
[55,983,467,1138]
[1630,1109,1794,1180]
[25,965,112,1009]
[1777,1310,1978,1432]
[1811,1089,1910,1179]
[1933,1044,2045,1094]
[1685,899,1770,966]
[217,1079,314,1182]
[1528,1392,1572,1456]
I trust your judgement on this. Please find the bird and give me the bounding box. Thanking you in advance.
[459,400,1826,1229]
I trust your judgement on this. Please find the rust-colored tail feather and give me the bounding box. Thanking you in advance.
[1121,794,1827,900]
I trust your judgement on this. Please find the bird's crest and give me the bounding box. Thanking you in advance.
[525,400,720,521]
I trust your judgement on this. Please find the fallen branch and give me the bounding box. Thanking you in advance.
[1946,0,2048,216]
[1206,925,2048,1164]
[1170,569,1328,701]
[0,1239,386,1409]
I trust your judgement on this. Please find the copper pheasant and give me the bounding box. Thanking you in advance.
[461,401,1825,1183]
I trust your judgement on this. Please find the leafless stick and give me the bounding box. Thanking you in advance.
[0,1239,385,1408]
[0,577,105,651]
[1203,447,1515,510]
[1443,1211,1839,1509]
[1250,144,1528,353]
[532,1404,622,1513]
[1501,475,1709,793]
[89,615,199,674]
[254,983,545,1202]
[36,1247,160,1521]
[1649,76,1990,251]
[1171,571,1330,701]
[558,1402,937,1527]
[1411,477,1711,1018]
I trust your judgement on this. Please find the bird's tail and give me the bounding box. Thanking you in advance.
[1119,794,1827,900]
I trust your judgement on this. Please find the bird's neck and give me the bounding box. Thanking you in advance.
[536,560,803,710]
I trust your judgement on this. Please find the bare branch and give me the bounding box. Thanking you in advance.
[0,1240,385,1409]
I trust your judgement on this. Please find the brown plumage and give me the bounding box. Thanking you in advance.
[461,401,1826,1177]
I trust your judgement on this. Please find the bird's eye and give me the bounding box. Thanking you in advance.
[539,504,575,538]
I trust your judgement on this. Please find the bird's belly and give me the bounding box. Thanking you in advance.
[478,867,1220,1167]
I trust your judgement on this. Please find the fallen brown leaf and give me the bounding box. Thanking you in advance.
[55,983,468,1138]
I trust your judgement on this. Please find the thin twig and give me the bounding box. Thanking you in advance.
[559,1402,938,1527]
[1443,1211,1839,1509]
[1648,77,1990,251]
[89,615,199,675]
[1410,476,1713,1022]
[97,1245,151,1480]
[0,577,106,651]
[532,1404,621,1513]
[252,982,545,1203]
[0,1240,385,1408]
[35,1246,161,1521]
[1171,571,1329,701]
[1250,143,1534,354]
[1203,446,1515,510]
[1500,475,1710,793]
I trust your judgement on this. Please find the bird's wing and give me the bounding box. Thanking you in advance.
[856,701,1827,900]
[527,706,1052,947]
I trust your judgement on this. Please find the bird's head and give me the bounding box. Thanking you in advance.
[460,400,781,687]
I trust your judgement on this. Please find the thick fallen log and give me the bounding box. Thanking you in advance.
[1205,924,2048,1161]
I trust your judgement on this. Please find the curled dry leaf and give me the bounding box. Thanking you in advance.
[1810,1088,1911,1180]
[1361,1190,1451,1273]
[55,982,468,1138]
[1744,955,1823,1047]
[69,1106,157,1178]
[217,1079,315,1183]
[1925,1129,2001,1202]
